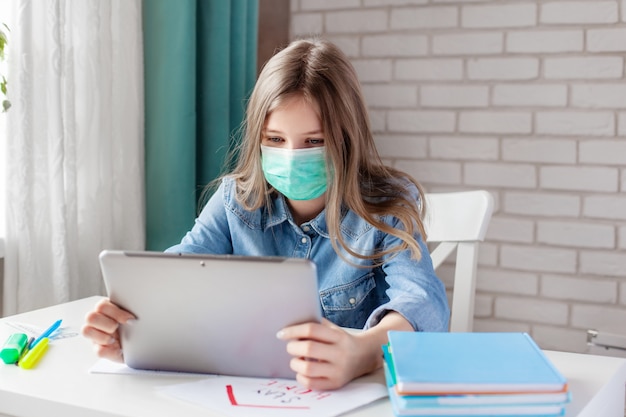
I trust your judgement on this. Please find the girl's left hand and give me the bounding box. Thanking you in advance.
[276,319,381,391]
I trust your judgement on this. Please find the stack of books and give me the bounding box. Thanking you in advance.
[383,331,570,416]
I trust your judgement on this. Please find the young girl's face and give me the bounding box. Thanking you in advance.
[262,95,325,149]
[260,94,329,208]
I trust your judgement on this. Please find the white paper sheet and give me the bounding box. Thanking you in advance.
[89,358,215,376]
[159,376,388,417]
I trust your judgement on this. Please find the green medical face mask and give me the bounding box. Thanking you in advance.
[261,145,328,201]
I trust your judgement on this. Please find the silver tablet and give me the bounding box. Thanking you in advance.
[99,250,322,378]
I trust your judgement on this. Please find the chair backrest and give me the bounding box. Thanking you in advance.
[423,190,494,333]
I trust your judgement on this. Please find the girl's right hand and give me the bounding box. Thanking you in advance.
[81,298,135,363]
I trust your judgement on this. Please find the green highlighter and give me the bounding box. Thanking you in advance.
[0,333,29,364]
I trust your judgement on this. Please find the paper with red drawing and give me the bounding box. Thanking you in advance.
[159,376,388,417]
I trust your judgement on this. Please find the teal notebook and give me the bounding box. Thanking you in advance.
[387,332,567,395]
[382,345,568,416]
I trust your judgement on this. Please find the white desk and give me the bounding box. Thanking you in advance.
[0,296,625,417]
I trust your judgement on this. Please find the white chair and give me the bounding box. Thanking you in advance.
[423,190,494,333]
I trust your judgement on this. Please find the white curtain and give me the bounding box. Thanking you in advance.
[3,0,145,315]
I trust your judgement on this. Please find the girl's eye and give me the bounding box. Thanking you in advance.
[265,137,283,143]
[308,138,324,145]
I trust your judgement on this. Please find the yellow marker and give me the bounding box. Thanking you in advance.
[19,337,49,369]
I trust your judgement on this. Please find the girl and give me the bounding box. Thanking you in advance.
[82,38,449,390]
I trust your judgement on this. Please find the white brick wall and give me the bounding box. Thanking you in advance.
[352,59,392,82]
[502,139,576,164]
[429,136,498,160]
[537,221,615,248]
[533,325,588,353]
[421,85,489,108]
[361,84,418,107]
[618,112,626,135]
[465,162,536,188]
[388,110,456,132]
[506,30,584,53]
[362,34,428,57]
[391,6,458,29]
[461,4,537,28]
[546,56,624,80]
[535,111,615,136]
[493,84,567,107]
[504,192,581,217]
[396,58,463,81]
[540,1,618,24]
[541,275,617,304]
[587,28,626,52]
[540,166,618,192]
[459,111,532,134]
[433,32,503,55]
[291,0,626,356]
[572,84,626,108]
[467,58,539,80]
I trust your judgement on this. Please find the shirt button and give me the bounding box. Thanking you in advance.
[301,237,307,244]
[349,297,356,305]
[302,225,311,232]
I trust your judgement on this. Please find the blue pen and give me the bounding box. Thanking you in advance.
[29,319,62,349]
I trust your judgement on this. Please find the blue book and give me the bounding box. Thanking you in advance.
[383,345,568,415]
[387,332,568,396]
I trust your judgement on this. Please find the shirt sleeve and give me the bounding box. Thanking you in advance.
[363,187,450,332]
[164,179,234,255]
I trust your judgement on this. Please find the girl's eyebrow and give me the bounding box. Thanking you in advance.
[264,128,324,135]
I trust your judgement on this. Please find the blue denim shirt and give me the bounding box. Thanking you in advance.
[166,176,450,332]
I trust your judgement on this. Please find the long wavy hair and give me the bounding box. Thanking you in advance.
[221,38,427,264]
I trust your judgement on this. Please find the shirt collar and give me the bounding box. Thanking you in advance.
[263,192,331,238]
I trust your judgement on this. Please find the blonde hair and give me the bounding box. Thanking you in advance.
[223,38,427,264]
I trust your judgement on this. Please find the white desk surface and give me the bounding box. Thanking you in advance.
[0,296,625,417]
